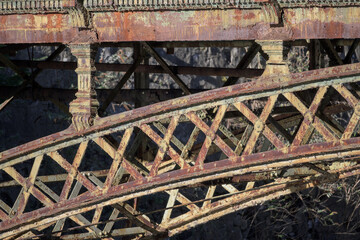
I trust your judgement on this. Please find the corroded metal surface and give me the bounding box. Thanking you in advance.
[1,0,360,13]
[1,0,360,239]
[1,3,360,43]
[68,44,99,131]
[1,63,360,239]
[92,7,360,41]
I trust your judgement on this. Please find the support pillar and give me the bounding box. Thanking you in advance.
[256,40,290,77]
[134,44,150,108]
[309,40,321,70]
[69,44,99,131]
[134,43,152,161]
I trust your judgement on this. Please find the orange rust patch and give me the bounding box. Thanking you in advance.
[243,12,256,20]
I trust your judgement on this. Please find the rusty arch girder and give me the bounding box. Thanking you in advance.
[1,62,360,239]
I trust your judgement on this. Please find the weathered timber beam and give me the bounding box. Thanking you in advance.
[0,60,263,78]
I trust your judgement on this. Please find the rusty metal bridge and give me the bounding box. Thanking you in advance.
[1,0,360,239]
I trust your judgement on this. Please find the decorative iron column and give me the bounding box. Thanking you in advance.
[69,44,99,131]
[257,40,290,77]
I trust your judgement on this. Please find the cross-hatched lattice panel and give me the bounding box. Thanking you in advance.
[2,63,360,239]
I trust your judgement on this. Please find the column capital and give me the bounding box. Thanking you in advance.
[256,40,290,77]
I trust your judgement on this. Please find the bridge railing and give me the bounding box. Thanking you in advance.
[81,0,360,11]
[0,0,76,13]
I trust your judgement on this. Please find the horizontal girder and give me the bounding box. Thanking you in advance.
[1,0,359,14]
[0,60,263,77]
[1,6,360,43]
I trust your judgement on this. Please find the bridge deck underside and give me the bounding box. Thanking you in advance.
[1,62,360,239]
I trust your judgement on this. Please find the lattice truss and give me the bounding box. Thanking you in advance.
[1,63,360,239]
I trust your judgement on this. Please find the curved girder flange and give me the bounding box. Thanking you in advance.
[2,63,360,168]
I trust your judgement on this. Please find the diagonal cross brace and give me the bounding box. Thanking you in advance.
[233,95,284,155]
[283,87,338,146]
[0,45,66,112]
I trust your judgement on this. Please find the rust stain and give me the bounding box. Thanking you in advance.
[0,7,360,43]
[243,12,256,20]
[1,2,360,239]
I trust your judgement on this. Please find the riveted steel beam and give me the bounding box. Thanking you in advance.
[1,7,360,43]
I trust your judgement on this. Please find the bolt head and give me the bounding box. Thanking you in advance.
[254,120,264,133]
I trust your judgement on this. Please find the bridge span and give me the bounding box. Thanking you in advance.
[1,0,360,239]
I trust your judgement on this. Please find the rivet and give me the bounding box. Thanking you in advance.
[254,120,264,133]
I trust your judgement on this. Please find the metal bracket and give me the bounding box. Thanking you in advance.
[69,0,91,28]
[259,0,283,26]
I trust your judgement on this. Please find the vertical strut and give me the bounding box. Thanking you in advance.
[69,44,99,131]
[309,40,321,70]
